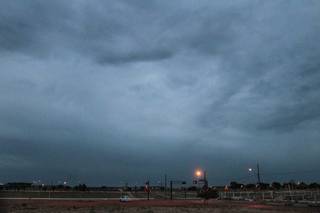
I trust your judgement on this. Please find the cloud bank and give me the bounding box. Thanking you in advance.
[0,0,320,185]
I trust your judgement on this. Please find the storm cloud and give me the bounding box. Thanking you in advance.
[1,0,320,185]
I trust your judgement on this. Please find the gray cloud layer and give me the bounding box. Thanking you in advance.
[1,0,320,185]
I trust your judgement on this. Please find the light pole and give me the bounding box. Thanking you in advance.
[164,174,167,198]
[248,163,261,185]
[194,169,208,190]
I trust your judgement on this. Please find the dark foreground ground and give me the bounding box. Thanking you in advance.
[1,199,320,213]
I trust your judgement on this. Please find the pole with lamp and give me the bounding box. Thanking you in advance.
[194,169,208,190]
[248,163,261,187]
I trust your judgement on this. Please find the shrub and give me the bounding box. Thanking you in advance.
[197,188,219,199]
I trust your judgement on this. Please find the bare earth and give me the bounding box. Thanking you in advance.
[1,199,320,213]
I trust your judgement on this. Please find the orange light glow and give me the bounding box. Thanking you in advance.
[195,170,202,177]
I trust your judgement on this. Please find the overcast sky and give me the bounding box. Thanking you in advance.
[1,0,320,186]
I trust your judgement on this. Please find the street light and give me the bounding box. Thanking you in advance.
[248,164,261,185]
[194,169,208,190]
[195,169,202,178]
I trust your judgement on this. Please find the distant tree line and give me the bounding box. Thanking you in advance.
[228,181,320,190]
[1,181,320,192]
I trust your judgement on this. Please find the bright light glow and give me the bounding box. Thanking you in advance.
[248,168,253,172]
[195,170,202,177]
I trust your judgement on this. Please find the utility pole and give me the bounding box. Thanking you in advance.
[170,181,173,200]
[164,174,167,199]
[204,170,208,189]
[170,180,186,200]
[257,163,261,185]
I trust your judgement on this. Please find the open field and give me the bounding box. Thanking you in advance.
[1,190,320,212]
[0,190,198,200]
[0,191,123,199]
[1,199,320,213]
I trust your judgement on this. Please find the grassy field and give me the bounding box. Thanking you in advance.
[0,191,122,199]
[1,190,320,213]
[0,190,198,199]
[1,199,319,213]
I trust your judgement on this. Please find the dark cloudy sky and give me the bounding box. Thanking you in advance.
[1,0,320,186]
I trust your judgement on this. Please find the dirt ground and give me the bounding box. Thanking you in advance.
[1,199,320,213]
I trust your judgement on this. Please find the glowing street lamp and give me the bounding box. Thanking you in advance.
[195,170,202,178]
[194,168,208,190]
[248,164,261,185]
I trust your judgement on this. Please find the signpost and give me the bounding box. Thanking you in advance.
[145,181,150,200]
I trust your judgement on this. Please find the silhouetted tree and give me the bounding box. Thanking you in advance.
[309,182,320,189]
[297,182,308,190]
[258,183,270,190]
[283,181,297,190]
[230,181,242,190]
[245,184,256,190]
[271,182,281,190]
[198,188,219,199]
